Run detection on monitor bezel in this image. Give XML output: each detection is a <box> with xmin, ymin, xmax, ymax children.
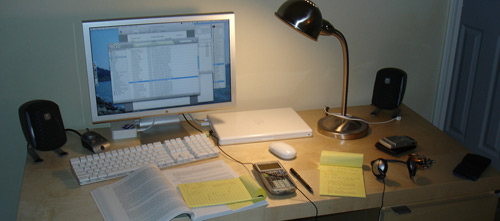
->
<box><xmin>82</xmin><ymin>12</ymin><xmax>236</xmax><ymax>124</ymax></box>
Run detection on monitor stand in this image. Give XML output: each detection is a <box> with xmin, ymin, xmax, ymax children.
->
<box><xmin>110</xmin><ymin>115</ymin><xmax>190</xmax><ymax>144</ymax></box>
<box><xmin>138</xmin><ymin>115</ymin><xmax>191</xmax><ymax>144</ymax></box>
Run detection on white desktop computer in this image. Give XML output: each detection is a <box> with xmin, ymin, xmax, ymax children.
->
<box><xmin>82</xmin><ymin>12</ymin><xmax>237</xmax><ymax>142</ymax></box>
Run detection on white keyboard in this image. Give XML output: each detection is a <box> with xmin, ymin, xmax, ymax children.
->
<box><xmin>70</xmin><ymin>134</ymin><xmax>219</xmax><ymax>185</ymax></box>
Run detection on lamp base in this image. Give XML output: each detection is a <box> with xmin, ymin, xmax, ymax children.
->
<box><xmin>317</xmin><ymin>115</ymin><xmax>369</xmax><ymax>140</ymax></box>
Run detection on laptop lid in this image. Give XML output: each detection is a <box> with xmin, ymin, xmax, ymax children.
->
<box><xmin>208</xmin><ymin>107</ymin><xmax>312</xmax><ymax>145</ymax></box>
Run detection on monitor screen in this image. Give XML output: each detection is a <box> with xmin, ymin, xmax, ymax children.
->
<box><xmin>82</xmin><ymin>13</ymin><xmax>236</xmax><ymax>124</ymax></box>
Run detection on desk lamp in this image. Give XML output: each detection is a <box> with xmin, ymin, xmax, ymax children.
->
<box><xmin>275</xmin><ymin>0</ymin><xmax>369</xmax><ymax>139</ymax></box>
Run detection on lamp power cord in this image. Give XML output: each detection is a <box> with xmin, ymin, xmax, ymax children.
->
<box><xmin>323</xmin><ymin>107</ymin><xmax>401</xmax><ymax>124</ymax></box>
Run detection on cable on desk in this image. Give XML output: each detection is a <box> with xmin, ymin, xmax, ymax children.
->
<box><xmin>183</xmin><ymin>114</ymin><xmax>253</xmax><ymax>172</ymax></box>
<box><xmin>208</xmin><ymin>130</ymin><xmax>253</xmax><ymax>166</ymax></box>
<box><xmin>295</xmin><ymin>187</ymin><xmax>318</xmax><ymax>220</ymax></box>
<box><xmin>182</xmin><ymin>114</ymin><xmax>204</xmax><ymax>134</ymax></box>
<box><xmin>324</xmin><ymin>106</ymin><xmax>401</xmax><ymax>124</ymax></box>
<box><xmin>378</xmin><ymin>179</ymin><xmax>386</xmax><ymax>221</ymax></box>
<box><xmin>65</xmin><ymin>128</ymin><xmax>82</xmax><ymax>137</ymax></box>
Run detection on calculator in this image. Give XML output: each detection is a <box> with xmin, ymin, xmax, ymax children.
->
<box><xmin>253</xmin><ymin>161</ymin><xmax>296</xmax><ymax>195</ymax></box>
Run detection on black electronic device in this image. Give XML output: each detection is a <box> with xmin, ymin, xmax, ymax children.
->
<box><xmin>19</xmin><ymin>100</ymin><xmax>68</xmax><ymax>163</ymax></box>
<box><xmin>81</xmin><ymin>130</ymin><xmax>110</xmax><ymax>153</ymax></box>
<box><xmin>371</xmin><ymin>158</ymin><xmax>417</xmax><ymax>179</ymax></box>
<box><xmin>375</xmin><ymin>142</ymin><xmax>416</xmax><ymax>155</ymax></box>
<box><xmin>371</xmin><ymin>68</ymin><xmax>407</xmax><ymax>117</ymax></box>
<box><xmin>376</xmin><ymin>135</ymin><xmax>417</xmax><ymax>155</ymax></box>
<box><xmin>253</xmin><ymin>161</ymin><xmax>296</xmax><ymax>195</ymax></box>
<box><xmin>379</xmin><ymin>136</ymin><xmax>416</xmax><ymax>149</ymax></box>
<box><xmin>453</xmin><ymin>153</ymin><xmax>491</xmax><ymax>181</ymax></box>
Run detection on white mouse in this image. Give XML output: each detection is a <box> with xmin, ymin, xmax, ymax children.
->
<box><xmin>269</xmin><ymin>142</ymin><xmax>296</xmax><ymax>160</ymax></box>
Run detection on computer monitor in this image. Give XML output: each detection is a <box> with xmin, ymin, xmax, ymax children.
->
<box><xmin>82</xmin><ymin>13</ymin><xmax>236</xmax><ymax>140</ymax></box>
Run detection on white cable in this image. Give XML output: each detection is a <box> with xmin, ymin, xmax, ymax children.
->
<box><xmin>187</xmin><ymin>113</ymin><xmax>210</xmax><ymax>127</ymax></box>
<box><xmin>323</xmin><ymin>107</ymin><xmax>401</xmax><ymax>125</ymax></box>
<box><xmin>136</xmin><ymin>118</ymin><xmax>156</xmax><ymax>132</ymax></box>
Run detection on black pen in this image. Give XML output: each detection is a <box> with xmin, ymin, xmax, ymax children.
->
<box><xmin>290</xmin><ymin>168</ymin><xmax>314</xmax><ymax>194</ymax></box>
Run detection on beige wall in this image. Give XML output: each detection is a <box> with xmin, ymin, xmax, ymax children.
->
<box><xmin>0</xmin><ymin>0</ymin><xmax>450</xmax><ymax>219</ymax></box>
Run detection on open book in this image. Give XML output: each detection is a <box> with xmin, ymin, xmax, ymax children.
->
<box><xmin>91</xmin><ymin>161</ymin><xmax>267</xmax><ymax>221</ymax></box>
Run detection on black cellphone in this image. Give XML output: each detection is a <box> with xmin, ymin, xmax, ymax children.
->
<box><xmin>453</xmin><ymin>153</ymin><xmax>491</xmax><ymax>181</ymax></box>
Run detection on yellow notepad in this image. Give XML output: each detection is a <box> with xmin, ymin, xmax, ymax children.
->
<box><xmin>318</xmin><ymin>151</ymin><xmax>366</xmax><ymax>198</ymax></box>
<box><xmin>178</xmin><ymin>174</ymin><xmax>266</xmax><ymax>208</ymax></box>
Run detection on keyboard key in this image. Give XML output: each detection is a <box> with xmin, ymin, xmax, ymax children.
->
<box><xmin>70</xmin><ymin>133</ymin><xmax>219</xmax><ymax>185</ymax></box>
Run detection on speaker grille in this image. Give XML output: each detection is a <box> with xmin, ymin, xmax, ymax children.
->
<box><xmin>19</xmin><ymin>100</ymin><xmax>67</xmax><ymax>151</ymax></box>
<box><xmin>371</xmin><ymin>68</ymin><xmax>407</xmax><ymax>110</ymax></box>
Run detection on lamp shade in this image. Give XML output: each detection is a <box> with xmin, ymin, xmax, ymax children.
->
<box><xmin>275</xmin><ymin>0</ymin><xmax>323</xmax><ymax>40</ymax></box>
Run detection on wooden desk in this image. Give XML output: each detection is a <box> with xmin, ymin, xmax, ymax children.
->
<box><xmin>17</xmin><ymin>105</ymin><xmax>500</xmax><ymax>220</ymax></box>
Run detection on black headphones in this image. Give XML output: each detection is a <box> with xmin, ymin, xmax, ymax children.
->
<box><xmin>371</xmin><ymin>158</ymin><xmax>417</xmax><ymax>179</ymax></box>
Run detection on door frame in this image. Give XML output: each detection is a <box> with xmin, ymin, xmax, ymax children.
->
<box><xmin>433</xmin><ymin>0</ymin><xmax>464</xmax><ymax>130</ymax></box>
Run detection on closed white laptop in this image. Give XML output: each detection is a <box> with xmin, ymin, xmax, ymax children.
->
<box><xmin>208</xmin><ymin>107</ymin><xmax>313</xmax><ymax>145</ymax></box>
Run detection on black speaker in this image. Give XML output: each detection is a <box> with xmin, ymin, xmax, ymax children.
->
<box><xmin>371</xmin><ymin>68</ymin><xmax>407</xmax><ymax>117</ymax></box>
<box><xmin>19</xmin><ymin>100</ymin><xmax>67</xmax><ymax>162</ymax></box>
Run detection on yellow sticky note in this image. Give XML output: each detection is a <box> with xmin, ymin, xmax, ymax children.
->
<box><xmin>319</xmin><ymin>165</ymin><xmax>366</xmax><ymax>198</ymax></box>
<box><xmin>319</xmin><ymin>151</ymin><xmax>366</xmax><ymax>198</ymax></box>
<box><xmin>320</xmin><ymin>151</ymin><xmax>363</xmax><ymax>168</ymax></box>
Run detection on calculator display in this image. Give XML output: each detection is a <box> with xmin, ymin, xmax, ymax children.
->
<box><xmin>255</xmin><ymin>162</ymin><xmax>281</xmax><ymax>171</ymax></box>
<box><xmin>253</xmin><ymin>161</ymin><xmax>296</xmax><ymax>195</ymax></box>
